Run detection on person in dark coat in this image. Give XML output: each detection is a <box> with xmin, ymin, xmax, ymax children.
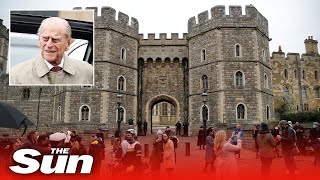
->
<box><xmin>257</xmin><ymin>122</ymin><xmax>276</xmax><ymax>180</ymax></box>
<box><xmin>253</xmin><ymin>124</ymin><xmax>260</xmax><ymax>159</ymax></box>
<box><xmin>293</xmin><ymin>122</ymin><xmax>305</xmax><ymax>154</ymax></box>
<box><xmin>204</xmin><ymin>127</ymin><xmax>215</xmax><ymax>172</ymax></box>
<box><xmin>175</xmin><ymin>121</ymin><xmax>182</xmax><ymax>136</ymax></box>
<box><xmin>309</xmin><ymin>122</ymin><xmax>320</xmax><ymax>167</ymax></box>
<box><xmin>96</xmin><ymin>129</ymin><xmax>106</xmax><ymax>160</ymax></box>
<box><xmin>276</xmin><ymin>120</ymin><xmax>297</xmax><ymax>176</ymax></box>
<box><xmin>143</xmin><ymin>120</ymin><xmax>148</xmax><ymax>136</ymax></box>
<box><xmin>0</xmin><ymin>134</ymin><xmax>13</xmax><ymax>171</ymax></box>
<box><xmin>149</xmin><ymin>130</ymin><xmax>164</xmax><ymax>177</ymax></box>
<box><xmin>197</xmin><ymin>126</ymin><xmax>206</xmax><ymax>150</ymax></box>
<box><xmin>89</xmin><ymin>135</ymin><xmax>103</xmax><ymax>175</ymax></box>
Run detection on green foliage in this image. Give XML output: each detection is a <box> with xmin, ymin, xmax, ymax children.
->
<box><xmin>280</xmin><ymin>110</ymin><xmax>320</xmax><ymax>123</ymax></box>
<box><xmin>278</xmin><ymin>94</ymin><xmax>296</xmax><ymax>115</ymax></box>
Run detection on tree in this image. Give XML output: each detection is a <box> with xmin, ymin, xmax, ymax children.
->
<box><xmin>278</xmin><ymin>94</ymin><xmax>296</xmax><ymax>116</ymax></box>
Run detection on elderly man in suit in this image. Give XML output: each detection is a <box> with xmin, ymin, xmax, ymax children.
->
<box><xmin>10</xmin><ymin>17</ymin><xmax>93</xmax><ymax>85</ymax></box>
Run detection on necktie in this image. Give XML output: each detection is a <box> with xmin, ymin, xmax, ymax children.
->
<box><xmin>50</xmin><ymin>66</ymin><xmax>63</xmax><ymax>72</ymax></box>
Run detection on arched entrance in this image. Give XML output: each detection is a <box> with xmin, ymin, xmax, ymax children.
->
<box><xmin>146</xmin><ymin>94</ymin><xmax>180</xmax><ymax>133</ymax></box>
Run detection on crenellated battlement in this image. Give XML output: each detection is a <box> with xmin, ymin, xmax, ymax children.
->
<box><xmin>138</xmin><ymin>33</ymin><xmax>188</xmax><ymax>47</ymax></box>
<box><xmin>0</xmin><ymin>19</ymin><xmax>9</xmax><ymax>39</ymax></box>
<box><xmin>139</xmin><ymin>33</ymin><xmax>187</xmax><ymax>41</ymax></box>
<box><xmin>73</xmin><ymin>6</ymin><xmax>139</xmax><ymax>39</ymax></box>
<box><xmin>188</xmin><ymin>5</ymin><xmax>268</xmax><ymax>38</ymax></box>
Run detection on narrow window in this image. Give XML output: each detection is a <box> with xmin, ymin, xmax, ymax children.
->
<box><xmin>201</xmin><ymin>49</ymin><xmax>206</xmax><ymax>61</ymax></box>
<box><xmin>118</xmin><ymin>76</ymin><xmax>125</xmax><ymax>91</ymax></box>
<box><xmin>121</xmin><ymin>48</ymin><xmax>126</xmax><ymax>60</ymax></box>
<box><xmin>284</xmin><ymin>69</ymin><xmax>288</xmax><ymax>79</ymax></box>
<box><xmin>237</xmin><ymin>104</ymin><xmax>245</xmax><ymax>119</ymax></box>
<box><xmin>235</xmin><ymin>71</ymin><xmax>243</xmax><ymax>86</ymax></box>
<box><xmin>202</xmin><ymin>75</ymin><xmax>208</xmax><ymax>91</ymax></box>
<box><xmin>266</xmin><ymin>106</ymin><xmax>270</xmax><ymax>120</ymax></box>
<box><xmin>81</xmin><ymin>105</ymin><xmax>90</xmax><ymax>121</ymax></box>
<box><xmin>235</xmin><ymin>44</ymin><xmax>241</xmax><ymax>57</ymax></box>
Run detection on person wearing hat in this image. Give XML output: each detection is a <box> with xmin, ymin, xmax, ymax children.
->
<box><xmin>149</xmin><ymin>130</ymin><xmax>164</xmax><ymax>177</ymax></box>
<box><xmin>276</xmin><ymin>120</ymin><xmax>297</xmax><ymax>176</ymax></box>
<box><xmin>197</xmin><ymin>126</ymin><xmax>206</xmax><ymax>150</ymax></box>
<box><xmin>309</xmin><ymin>122</ymin><xmax>320</xmax><ymax>167</ymax></box>
<box><xmin>256</xmin><ymin>122</ymin><xmax>276</xmax><ymax>180</ymax></box>
<box><xmin>121</xmin><ymin>129</ymin><xmax>143</xmax><ymax>175</ymax></box>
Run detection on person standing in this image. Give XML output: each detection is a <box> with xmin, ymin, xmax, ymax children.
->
<box><xmin>175</xmin><ymin>121</ymin><xmax>182</xmax><ymax>136</ymax></box>
<box><xmin>121</xmin><ymin>129</ymin><xmax>143</xmax><ymax>175</ymax></box>
<box><xmin>204</xmin><ymin>127</ymin><xmax>215</xmax><ymax>172</ymax></box>
<box><xmin>163</xmin><ymin>133</ymin><xmax>175</xmax><ymax>177</ymax></box>
<box><xmin>197</xmin><ymin>126</ymin><xmax>206</xmax><ymax>150</ymax></box>
<box><xmin>0</xmin><ymin>134</ymin><xmax>13</xmax><ymax>171</ymax></box>
<box><xmin>143</xmin><ymin>120</ymin><xmax>148</xmax><ymax>136</ymax></box>
<box><xmin>276</xmin><ymin>120</ymin><xmax>297</xmax><ymax>176</ymax></box>
<box><xmin>149</xmin><ymin>130</ymin><xmax>164</xmax><ymax>177</ymax></box>
<box><xmin>232</xmin><ymin>124</ymin><xmax>243</xmax><ymax>158</ymax></box>
<box><xmin>20</xmin><ymin>131</ymin><xmax>38</xmax><ymax>149</ymax></box>
<box><xmin>256</xmin><ymin>122</ymin><xmax>276</xmax><ymax>180</ymax></box>
<box><xmin>293</xmin><ymin>122</ymin><xmax>305</xmax><ymax>154</ymax></box>
<box><xmin>253</xmin><ymin>124</ymin><xmax>260</xmax><ymax>159</ymax></box>
<box><xmin>214</xmin><ymin>130</ymin><xmax>242</xmax><ymax>180</ymax></box>
<box><xmin>309</xmin><ymin>122</ymin><xmax>320</xmax><ymax>167</ymax></box>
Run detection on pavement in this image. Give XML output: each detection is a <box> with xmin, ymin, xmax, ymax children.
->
<box><xmin>102</xmin><ymin>133</ymin><xmax>319</xmax><ymax>180</ymax></box>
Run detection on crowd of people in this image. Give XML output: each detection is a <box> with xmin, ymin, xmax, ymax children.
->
<box><xmin>1</xmin><ymin>120</ymin><xmax>320</xmax><ymax>179</ymax></box>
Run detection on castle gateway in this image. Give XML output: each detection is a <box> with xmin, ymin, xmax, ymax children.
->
<box><xmin>0</xmin><ymin>5</ymin><xmax>274</xmax><ymax>134</ymax></box>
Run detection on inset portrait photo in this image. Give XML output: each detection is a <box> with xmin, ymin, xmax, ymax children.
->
<box><xmin>9</xmin><ymin>10</ymin><xmax>94</xmax><ymax>86</ymax></box>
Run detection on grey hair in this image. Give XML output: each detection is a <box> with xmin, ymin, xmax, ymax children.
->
<box><xmin>37</xmin><ymin>17</ymin><xmax>72</xmax><ymax>38</ymax></box>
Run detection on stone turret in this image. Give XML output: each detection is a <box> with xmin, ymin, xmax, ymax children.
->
<box><xmin>0</xmin><ymin>19</ymin><xmax>9</xmax><ymax>75</ymax></box>
<box><xmin>304</xmin><ymin>36</ymin><xmax>318</xmax><ymax>55</ymax></box>
<box><xmin>188</xmin><ymin>5</ymin><xmax>268</xmax><ymax>38</ymax></box>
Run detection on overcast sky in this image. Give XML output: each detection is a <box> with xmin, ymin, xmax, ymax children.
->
<box><xmin>1</xmin><ymin>0</ymin><xmax>319</xmax><ymax>55</ymax></box>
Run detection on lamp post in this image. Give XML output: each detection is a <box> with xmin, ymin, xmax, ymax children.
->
<box><xmin>36</xmin><ymin>87</ymin><xmax>42</xmax><ymax>131</ymax></box>
<box><xmin>116</xmin><ymin>93</ymin><xmax>123</xmax><ymax>131</ymax></box>
<box><xmin>201</xmin><ymin>90</ymin><xmax>208</xmax><ymax>133</ymax></box>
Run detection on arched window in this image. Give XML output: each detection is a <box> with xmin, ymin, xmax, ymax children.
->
<box><xmin>284</xmin><ymin>69</ymin><xmax>288</xmax><ymax>79</ymax></box>
<box><xmin>266</xmin><ymin>106</ymin><xmax>270</xmax><ymax>120</ymax></box>
<box><xmin>116</xmin><ymin>107</ymin><xmax>126</xmax><ymax>123</ymax></box>
<box><xmin>170</xmin><ymin>104</ymin><xmax>175</xmax><ymax>116</ymax></box>
<box><xmin>262</xmin><ymin>49</ymin><xmax>266</xmax><ymax>62</ymax></box>
<box><xmin>236</xmin><ymin>104</ymin><xmax>245</xmax><ymax>119</ymax></box>
<box><xmin>264</xmin><ymin>74</ymin><xmax>268</xmax><ymax>88</ymax></box>
<box><xmin>201</xmin><ymin>105</ymin><xmax>209</xmax><ymax>122</ymax></box>
<box><xmin>22</xmin><ymin>88</ymin><xmax>30</xmax><ymax>99</ymax></box>
<box><xmin>302</xmin><ymin>87</ymin><xmax>307</xmax><ymax>98</ymax></box>
<box><xmin>315</xmin><ymin>71</ymin><xmax>318</xmax><ymax>80</ymax></box>
<box><xmin>80</xmin><ymin>105</ymin><xmax>90</xmax><ymax>121</ymax></box>
<box><xmin>235</xmin><ymin>44</ymin><xmax>241</xmax><ymax>57</ymax></box>
<box><xmin>235</xmin><ymin>71</ymin><xmax>244</xmax><ymax>86</ymax></box>
<box><xmin>302</xmin><ymin>70</ymin><xmax>305</xmax><ymax>79</ymax></box>
<box><xmin>283</xmin><ymin>87</ymin><xmax>289</xmax><ymax>95</ymax></box>
<box><xmin>117</xmin><ymin>76</ymin><xmax>126</xmax><ymax>91</ymax></box>
<box><xmin>162</xmin><ymin>103</ymin><xmax>168</xmax><ymax>116</ymax></box>
<box><xmin>202</xmin><ymin>75</ymin><xmax>208</xmax><ymax>91</ymax></box>
<box><xmin>121</xmin><ymin>48</ymin><xmax>126</xmax><ymax>60</ymax></box>
<box><xmin>315</xmin><ymin>87</ymin><xmax>320</xmax><ymax>98</ymax></box>
<box><xmin>201</xmin><ymin>49</ymin><xmax>206</xmax><ymax>61</ymax></box>
<box><xmin>294</xmin><ymin>70</ymin><xmax>297</xmax><ymax>79</ymax></box>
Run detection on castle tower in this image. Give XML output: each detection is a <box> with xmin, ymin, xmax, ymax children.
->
<box><xmin>304</xmin><ymin>36</ymin><xmax>318</xmax><ymax>55</ymax></box>
<box><xmin>0</xmin><ymin>19</ymin><xmax>8</xmax><ymax>75</ymax></box>
<box><xmin>187</xmin><ymin>5</ymin><xmax>274</xmax><ymax>129</ymax></box>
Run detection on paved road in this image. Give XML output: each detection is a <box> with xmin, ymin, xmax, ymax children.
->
<box><xmin>103</xmin><ymin>134</ymin><xmax>318</xmax><ymax>179</ymax></box>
